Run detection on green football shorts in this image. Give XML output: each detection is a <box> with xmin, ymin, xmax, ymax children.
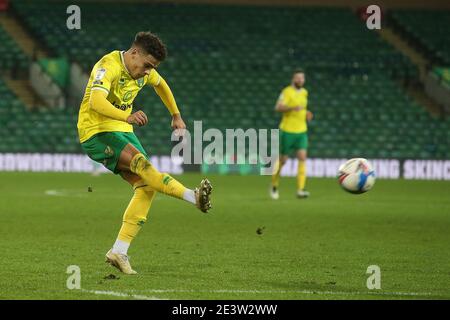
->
<box><xmin>81</xmin><ymin>132</ymin><xmax>149</xmax><ymax>174</ymax></box>
<box><xmin>279</xmin><ymin>130</ymin><xmax>308</xmax><ymax>155</ymax></box>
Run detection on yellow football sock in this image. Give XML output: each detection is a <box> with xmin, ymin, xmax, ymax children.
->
<box><xmin>130</xmin><ymin>153</ymin><xmax>186</xmax><ymax>200</ymax></box>
<box><xmin>271</xmin><ymin>159</ymin><xmax>282</xmax><ymax>188</ymax></box>
<box><xmin>297</xmin><ymin>160</ymin><xmax>306</xmax><ymax>191</ymax></box>
<box><xmin>117</xmin><ymin>181</ymin><xmax>155</xmax><ymax>243</ymax></box>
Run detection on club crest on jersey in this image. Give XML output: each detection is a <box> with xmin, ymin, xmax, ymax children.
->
<box><xmin>136</xmin><ymin>78</ymin><xmax>145</xmax><ymax>87</ymax></box>
<box><xmin>104</xmin><ymin>146</ymin><xmax>114</xmax><ymax>157</ymax></box>
<box><xmin>123</xmin><ymin>91</ymin><xmax>133</xmax><ymax>102</ymax></box>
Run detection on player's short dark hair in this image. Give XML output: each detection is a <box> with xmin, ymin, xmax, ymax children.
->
<box><xmin>293</xmin><ymin>68</ymin><xmax>305</xmax><ymax>75</ymax></box>
<box><xmin>133</xmin><ymin>31</ymin><xmax>167</xmax><ymax>61</ymax></box>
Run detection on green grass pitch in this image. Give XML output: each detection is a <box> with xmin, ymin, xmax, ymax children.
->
<box><xmin>1</xmin><ymin>172</ymin><xmax>449</xmax><ymax>300</ymax></box>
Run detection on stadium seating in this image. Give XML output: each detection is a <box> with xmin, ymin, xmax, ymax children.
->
<box><xmin>2</xmin><ymin>1</ymin><xmax>449</xmax><ymax>159</ymax></box>
<box><xmin>389</xmin><ymin>9</ymin><xmax>450</xmax><ymax>66</ymax></box>
<box><xmin>0</xmin><ymin>78</ymin><xmax>81</xmax><ymax>153</ymax></box>
<box><xmin>12</xmin><ymin>2</ymin><xmax>417</xmax><ymax>78</ymax></box>
<box><xmin>0</xmin><ymin>24</ymin><xmax>29</xmax><ymax>73</ymax></box>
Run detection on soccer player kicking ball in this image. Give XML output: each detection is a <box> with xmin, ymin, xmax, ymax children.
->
<box><xmin>270</xmin><ymin>69</ymin><xmax>313</xmax><ymax>200</ymax></box>
<box><xmin>77</xmin><ymin>31</ymin><xmax>212</xmax><ymax>274</ymax></box>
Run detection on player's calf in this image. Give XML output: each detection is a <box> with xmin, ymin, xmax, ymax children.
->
<box><xmin>129</xmin><ymin>153</ymin><xmax>187</xmax><ymax>199</ymax></box>
<box><xmin>129</xmin><ymin>153</ymin><xmax>213</xmax><ymax>212</ymax></box>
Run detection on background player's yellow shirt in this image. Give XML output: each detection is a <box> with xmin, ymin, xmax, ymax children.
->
<box><xmin>278</xmin><ymin>86</ymin><xmax>308</xmax><ymax>133</ymax></box>
<box><xmin>77</xmin><ymin>50</ymin><xmax>161</xmax><ymax>143</ymax></box>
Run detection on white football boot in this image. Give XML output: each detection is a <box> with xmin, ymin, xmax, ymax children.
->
<box><xmin>105</xmin><ymin>249</ymin><xmax>137</xmax><ymax>275</ymax></box>
<box><xmin>195</xmin><ymin>178</ymin><xmax>213</xmax><ymax>213</ymax></box>
<box><xmin>270</xmin><ymin>186</ymin><xmax>279</xmax><ymax>200</ymax></box>
<box><xmin>297</xmin><ymin>189</ymin><xmax>310</xmax><ymax>198</ymax></box>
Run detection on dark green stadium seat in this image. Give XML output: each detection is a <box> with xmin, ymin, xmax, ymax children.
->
<box><xmin>0</xmin><ymin>2</ymin><xmax>447</xmax><ymax>158</ymax></box>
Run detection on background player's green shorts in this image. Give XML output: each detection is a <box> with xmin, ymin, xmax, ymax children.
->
<box><xmin>279</xmin><ymin>130</ymin><xmax>308</xmax><ymax>155</ymax></box>
<box><xmin>81</xmin><ymin>132</ymin><xmax>149</xmax><ymax>174</ymax></box>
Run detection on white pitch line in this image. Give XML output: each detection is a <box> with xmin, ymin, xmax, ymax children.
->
<box><xmin>45</xmin><ymin>190</ymin><xmax>66</xmax><ymax>197</ymax></box>
<box><xmin>130</xmin><ymin>289</ymin><xmax>435</xmax><ymax>297</ymax></box>
<box><xmin>45</xmin><ymin>189</ymin><xmax>88</xmax><ymax>198</ymax></box>
<box><xmin>81</xmin><ymin>289</ymin><xmax>164</xmax><ymax>300</ymax></box>
<box><xmin>44</xmin><ymin>189</ymin><xmax>162</xmax><ymax>199</ymax></box>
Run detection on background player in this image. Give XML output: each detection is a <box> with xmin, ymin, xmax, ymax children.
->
<box><xmin>77</xmin><ymin>31</ymin><xmax>212</xmax><ymax>274</ymax></box>
<box><xmin>270</xmin><ymin>69</ymin><xmax>313</xmax><ymax>200</ymax></box>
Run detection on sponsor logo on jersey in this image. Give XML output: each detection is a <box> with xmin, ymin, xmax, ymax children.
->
<box><xmin>112</xmin><ymin>101</ymin><xmax>132</xmax><ymax>111</ymax></box>
<box><xmin>94</xmin><ymin>68</ymin><xmax>106</xmax><ymax>81</ymax></box>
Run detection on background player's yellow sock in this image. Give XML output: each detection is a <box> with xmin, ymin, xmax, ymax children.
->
<box><xmin>112</xmin><ymin>181</ymin><xmax>155</xmax><ymax>255</ymax></box>
<box><xmin>297</xmin><ymin>160</ymin><xmax>306</xmax><ymax>191</ymax></box>
<box><xmin>271</xmin><ymin>159</ymin><xmax>282</xmax><ymax>188</ymax></box>
<box><xmin>130</xmin><ymin>153</ymin><xmax>187</xmax><ymax>200</ymax></box>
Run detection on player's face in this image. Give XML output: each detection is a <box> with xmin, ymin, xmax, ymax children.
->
<box><xmin>292</xmin><ymin>73</ymin><xmax>305</xmax><ymax>88</ymax></box>
<box><xmin>130</xmin><ymin>49</ymin><xmax>160</xmax><ymax>79</ymax></box>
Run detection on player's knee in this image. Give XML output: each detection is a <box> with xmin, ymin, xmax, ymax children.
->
<box><xmin>130</xmin><ymin>153</ymin><xmax>153</xmax><ymax>173</ymax></box>
<box><xmin>139</xmin><ymin>186</ymin><xmax>157</xmax><ymax>202</ymax></box>
<box><xmin>129</xmin><ymin>153</ymin><xmax>175</xmax><ymax>192</ymax></box>
<box><xmin>130</xmin><ymin>154</ymin><xmax>164</xmax><ymax>178</ymax></box>
<box><xmin>142</xmin><ymin>185</ymin><xmax>156</xmax><ymax>195</ymax></box>
<box><xmin>133</xmin><ymin>185</ymin><xmax>155</xmax><ymax>199</ymax></box>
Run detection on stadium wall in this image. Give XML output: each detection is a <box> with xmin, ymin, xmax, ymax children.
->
<box><xmin>0</xmin><ymin>153</ymin><xmax>449</xmax><ymax>180</ymax></box>
<box><xmin>0</xmin><ymin>153</ymin><xmax>184</xmax><ymax>175</ymax></box>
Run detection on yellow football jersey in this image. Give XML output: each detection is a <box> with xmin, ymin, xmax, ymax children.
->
<box><xmin>278</xmin><ymin>85</ymin><xmax>309</xmax><ymax>133</ymax></box>
<box><xmin>77</xmin><ymin>50</ymin><xmax>161</xmax><ymax>143</ymax></box>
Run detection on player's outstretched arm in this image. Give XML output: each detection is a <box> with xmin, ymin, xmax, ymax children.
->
<box><xmin>153</xmin><ymin>77</ymin><xmax>180</xmax><ymax>116</ymax></box>
<box><xmin>90</xmin><ymin>89</ymin><xmax>148</xmax><ymax>126</ymax></box>
<box><xmin>153</xmin><ymin>77</ymin><xmax>186</xmax><ymax>134</ymax></box>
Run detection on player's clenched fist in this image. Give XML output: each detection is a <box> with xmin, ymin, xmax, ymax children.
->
<box><xmin>127</xmin><ymin>110</ymin><xmax>148</xmax><ymax>126</ymax></box>
<box><xmin>171</xmin><ymin>113</ymin><xmax>186</xmax><ymax>137</ymax></box>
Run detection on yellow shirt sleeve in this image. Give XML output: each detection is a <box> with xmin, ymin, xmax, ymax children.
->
<box><xmin>89</xmin><ymin>90</ymin><xmax>129</xmax><ymax>122</ymax></box>
<box><xmin>146</xmin><ymin>69</ymin><xmax>162</xmax><ymax>87</ymax></box>
<box><xmin>149</xmin><ymin>70</ymin><xmax>180</xmax><ymax>115</ymax></box>
<box><xmin>278</xmin><ymin>87</ymin><xmax>290</xmax><ymax>105</ymax></box>
<box><xmin>90</xmin><ymin>57</ymin><xmax>121</xmax><ymax>95</ymax></box>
